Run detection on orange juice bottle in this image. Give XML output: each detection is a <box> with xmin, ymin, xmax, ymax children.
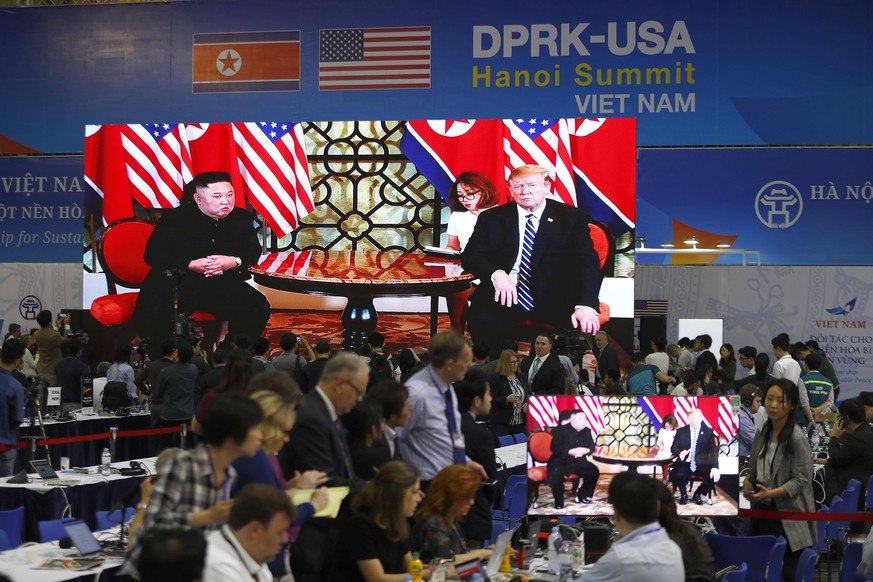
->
<box><xmin>408</xmin><ymin>551</ymin><xmax>424</xmax><ymax>582</ymax></box>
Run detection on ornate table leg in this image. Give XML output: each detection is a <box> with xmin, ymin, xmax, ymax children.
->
<box><xmin>341</xmin><ymin>296</ymin><xmax>378</xmax><ymax>352</ymax></box>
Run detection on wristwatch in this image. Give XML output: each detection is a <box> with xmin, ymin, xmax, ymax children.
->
<box><xmin>233</xmin><ymin>257</ymin><xmax>242</xmax><ymax>268</ymax></box>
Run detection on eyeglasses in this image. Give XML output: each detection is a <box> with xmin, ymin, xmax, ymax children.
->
<box><xmin>457</xmin><ymin>189</ymin><xmax>481</xmax><ymax>201</ymax></box>
<box><xmin>343</xmin><ymin>378</ymin><xmax>367</xmax><ymax>396</ymax></box>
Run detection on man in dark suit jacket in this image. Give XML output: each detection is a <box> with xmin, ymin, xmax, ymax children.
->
<box><xmin>279</xmin><ymin>352</ymin><xmax>366</xmax><ymax>491</ymax></box>
<box><xmin>521</xmin><ymin>335</ymin><xmax>567</xmax><ymax>395</ymax></box>
<box><xmin>594</xmin><ymin>331</ymin><xmax>620</xmax><ymax>383</ymax></box>
<box><xmin>547</xmin><ymin>409</ymin><xmax>600</xmax><ymax>509</ymax></box>
<box><xmin>455</xmin><ymin>369</ymin><xmax>498</xmax><ymax>547</ymax></box>
<box><xmin>670</xmin><ymin>409</ymin><xmax>720</xmax><ymax>505</ymax></box>
<box><xmin>461</xmin><ymin>164</ymin><xmax>603</xmax><ymax>354</ymax></box>
<box><xmin>826</xmin><ymin>399</ymin><xmax>873</xmax><ymax>503</ymax></box>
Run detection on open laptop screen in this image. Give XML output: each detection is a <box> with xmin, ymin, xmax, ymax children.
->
<box><xmin>63</xmin><ymin>520</ymin><xmax>103</xmax><ymax>556</ymax></box>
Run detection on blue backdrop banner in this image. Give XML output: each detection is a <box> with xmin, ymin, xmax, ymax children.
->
<box><xmin>637</xmin><ymin>147</ymin><xmax>873</xmax><ymax>266</ymax></box>
<box><xmin>0</xmin><ymin>157</ymin><xmax>86</xmax><ymax>263</ymax></box>
<box><xmin>0</xmin><ymin>0</ymin><xmax>871</xmax><ymax>152</ymax></box>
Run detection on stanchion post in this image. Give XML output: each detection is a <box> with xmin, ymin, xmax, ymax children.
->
<box><xmin>109</xmin><ymin>426</ymin><xmax>118</xmax><ymax>461</ymax></box>
<box><xmin>179</xmin><ymin>423</ymin><xmax>188</xmax><ymax>450</ymax></box>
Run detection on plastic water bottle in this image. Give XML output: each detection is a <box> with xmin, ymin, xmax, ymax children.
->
<box><xmin>548</xmin><ymin>526</ymin><xmax>563</xmax><ymax>574</ymax></box>
<box><xmin>559</xmin><ymin>541</ymin><xmax>573</xmax><ymax>579</ymax></box>
<box><xmin>100</xmin><ymin>447</ymin><xmax>111</xmax><ymax>477</ymax></box>
<box><xmin>811</xmin><ymin>427</ymin><xmax>820</xmax><ymax>451</ymax></box>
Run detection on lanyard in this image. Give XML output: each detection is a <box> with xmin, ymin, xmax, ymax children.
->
<box><xmin>765</xmin><ymin>439</ymin><xmax>780</xmax><ymax>476</ymax></box>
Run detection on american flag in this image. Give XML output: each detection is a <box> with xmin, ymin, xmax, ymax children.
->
<box><xmin>231</xmin><ymin>122</ymin><xmax>315</xmax><ymax>237</ymax></box>
<box><xmin>503</xmin><ymin>118</ymin><xmax>577</xmax><ymax>206</ymax></box>
<box><xmin>527</xmin><ymin>395</ymin><xmax>606</xmax><ymax>437</ymax></box>
<box><xmin>319</xmin><ymin>27</ymin><xmax>431</xmax><ymax>90</ymax></box>
<box><xmin>120</xmin><ymin>123</ymin><xmax>193</xmax><ymax>209</ymax></box>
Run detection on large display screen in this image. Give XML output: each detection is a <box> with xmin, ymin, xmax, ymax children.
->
<box><xmin>526</xmin><ymin>395</ymin><xmax>740</xmax><ymax>518</ymax></box>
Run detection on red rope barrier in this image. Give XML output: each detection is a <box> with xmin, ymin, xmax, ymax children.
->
<box><xmin>740</xmin><ymin>508</ymin><xmax>873</xmax><ymax>521</ymax></box>
<box><xmin>0</xmin><ymin>424</ymin><xmax>191</xmax><ymax>451</ymax></box>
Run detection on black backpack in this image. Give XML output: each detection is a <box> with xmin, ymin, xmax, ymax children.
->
<box><xmin>368</xmin><ymin>352</ymin><xmax>394</xmax><ymax>386</ymax></box>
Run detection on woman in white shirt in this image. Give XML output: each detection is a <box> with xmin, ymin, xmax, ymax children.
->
<box><xmin>444</xmin><ymin>172</ymin><xmax>498</xmax><ymax>333</ymax></box>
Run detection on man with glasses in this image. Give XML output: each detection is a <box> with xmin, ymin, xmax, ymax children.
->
<box><xmin>280</xmin><ymin>351</ymin><xmax>368</xmax><ymax>493</ymax></box>
<box><xmin>462</xmin><ymin>164</ymin><xmax>603</xmax><ymax>354</ymax></box>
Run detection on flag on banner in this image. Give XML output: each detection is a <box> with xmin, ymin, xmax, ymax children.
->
<box><xmin>193</xmin><ymin>31</ymin><xmax>301</xmax><ymax>94</ymax></box>
<box><xmin>231</xmin><ymin>121</ymin><xmax>315</xmax><ymax>237</ymax></box>
<box><xmin>319</xmin><ymin>26</ymin><xmax>431</xmax><ymax>91</ymax></box>
<box><xmin>503</xmin><ymin>118</ymin><xmax>577</xmax><ymax>206</ymax></box>
<box><xmin>85</xmin><ymin>125</ymin><xmax>133</xmax><ymax>224</ymax></box>
<box><xmin>84</xmin><ymin>123</ymin><xmax>193</xmax><ymax>224</ymax></box>
<box><xmin>257</xmin><ymin>251</ymin><xmax>313</xmax><ymax>276</ymax></box>
<box><xmin>569</xmin><ymin>117</ymin><xmax>636</xmax><ymax>232</ymax></box>
<box><xmin>527</xmin><ymin>395</ymin><xmax>606</xmax><ymax>437</ymax></box>
<box><xmin>401</xmin><ymin>119</ymin><xmax>508</xmax><ymax>203</ymax></box>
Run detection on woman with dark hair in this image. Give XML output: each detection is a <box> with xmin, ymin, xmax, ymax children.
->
<box><xmin>411</xmin><ymin>464</ymin><xmax>492</xmax><ymax>564</ymax></box>
<box><xmin>443</xmin><ymin>172</ymin><xmax>499</xmax><ymax>333</ymax></box>
<box><xmin>746</xmin><ymin>353</ymin><xmax>776</xmax><ymax>392</ymax></box>
<box><xmin>653</xmin><ymin>480</ymin><xmax>716</xmax><ymax>582</ymax></box>
<box><xmin>488</xmin><ymin>349</ymin><xmax>530</xmax><ymax>441</ymax></box>
<box><xmin>742</xmin><ymin>379</ymin><xmax>815</xmax><ymax>582</ymax></box>
<box><xmin>715</xmin><ymin>343</ymin><xmax>736</xmax><ymax>393</ymax></box>
<box><xmin>107</xmin><ymin>343</ymin><xmax>137</xmax><ymax>402</ymax></box>
<box><xmin>192</xmin><ymin>347</ymin><xmax>254</xmax><ymax>434</ymax></box>
<box><xmin>330</xmin><ymin>461</ymin><xmax>422</xmax><ymax>582</ymax></box>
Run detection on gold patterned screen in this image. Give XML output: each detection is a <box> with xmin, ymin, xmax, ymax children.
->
<box><xmin>268</xmin><ymin>120</ymin><xmax>446</xmax><ymax>253</ymax></box>
<box><xmin>596</xmin><ymin>397</ymin><xmax>658</xmax><ymax>455</ymax></box>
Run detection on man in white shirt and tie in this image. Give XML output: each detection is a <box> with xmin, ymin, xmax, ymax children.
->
<box><xmin>462</xmin><ymin>164</ymin><xmax>603</xmax><ymax>356</ymax></box>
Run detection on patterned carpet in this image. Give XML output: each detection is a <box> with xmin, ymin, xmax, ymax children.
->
<box><xmin>261</xmin><ymin>309</ymin><xmax>451</xmax><ymax>357</ymax></box>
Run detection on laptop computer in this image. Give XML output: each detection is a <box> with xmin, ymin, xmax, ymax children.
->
<box><xmin>62</xmin><ymin>520</ymin><xmax>103</xmax><ymax>557</ymax></box>
<box><xmin>456</xmin><ymin>526</ymin><xmax>517</xmax><ymax>581</ymax></box>
<box><xmin>30</xmin><ymin>459</ymin><xmax>79</xmax><ymax>487</ymax></box>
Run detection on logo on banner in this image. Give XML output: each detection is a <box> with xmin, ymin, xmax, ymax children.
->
<box><xmin>755</xmin><ymin>180</ymin><xmax>803</xmax><ymax>228</ymax></box>
<box><xmin>826</xmin><ymin>297</ymin><xmax>858</xmax><ymax>316</ymax></box>
<box><xmin>19</xmin><ymin>295</ymin><xmax>41</xmax><ymax>320</ymax></box>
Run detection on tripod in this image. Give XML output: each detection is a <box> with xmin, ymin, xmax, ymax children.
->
<box><xmin>22</xmin><ymin>380</ymin><xmax>52</xmax><ymax>469</ymax></box>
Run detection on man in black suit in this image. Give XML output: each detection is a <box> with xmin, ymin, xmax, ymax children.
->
<box><xmin>456</xmin><ymin>368</ymin><xmax>497</xmax><ymax>547</ymax></box>
<box><xmin>547</xmin><ymin>409</ymin><xmax>600</xmax><ymax>509</ymax></box>
<box><xmin>594</xmin><ymin>331</ymin><xmax>619</xmax><ymax>384</ymax></box>
<box><xmin>825</xmin><ymin>399</ymin><xmax>873</xmax><ymax>502</ymax></box>
<box><xmin>461</xmin><ymin>164</ymin><xmax>603</xmax><ymax>354</ymax></box>
<box><xmin>521</xmin><ymin>335</ymin><xmax>567</xmax><ymax>395</ymax></box>
<box><xmin>670</xmin><ymin>408</ymin><xmax>720</xmax><ymax>505</ymax></box>
<box><xmin>280</xmin><ymin>351</ymin><xmax>366</xmax><ymax>491</ymax></box>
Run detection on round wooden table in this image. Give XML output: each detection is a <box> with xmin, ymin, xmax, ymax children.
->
<box><xmin>251</xmin><ymin>250</ymin><xmax>473</xmax><ymax>351</ymax></box>
<box><xmin>592</xmin><ymin>446</ymin><xmax>675</xmax><ymax>474</ymax></box>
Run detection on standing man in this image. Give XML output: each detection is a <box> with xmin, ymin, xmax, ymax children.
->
<box><xmin>670</xmin><ymin>409</ymin><xmax>719</xmax><ymax>505</ymax></box>
<box><xmin>734</xmin><ymin>346</ymin><xmax>757</xmax><ymax>388</ymax></box>
<box><xmin>135</xmin><ymin>339</ymin><xmax>178</xmax><ymax>429</ymax></box>
<box><xmin>462</xmin><ymin>164</ymin><xmax>603</xmax><ymax>352</ymax></box>
<box><xmin>34</xmin><ymin>310</ymin><xmax>68</xmax><ymax>385</ymax></box>
<box><xmin>520</xmin><ymin>335</ymin><xmax>567</xmax><ymax>395</ymax></box>
<box><xmin>0</xmin><ymin>340</ymin><xmax>25</xmax><ymax>477</ymax></box>
<box><xmin>133</xmin><ymin>172</ymin><xmax>271</xmax><ymax>353</ymax></box>
<box><xmin>582</xmin><ymin>472</ymin><xmax>683</xmax><ymax>581</ymax></box>
<box><xmin>547</xmin><ymin>409</ymin><xmax>600</xmax><ymax>508</ymax></box>
<box><xmin>772</xmin><ymin>335</ymin><xmax>814</xmax><ymax>426</ymax></box>
<box><xmin>595</xmin><ymin>331</ymin><xmax>619</xmax><ymax>383</ymax></box>
<box><xmin>272</xmin><ymin>332</ymin><xmax>312</xmax><ymax>388</ymax></box>
<box><xmin>55</xmin><ymin>338</ymin><xmax>89</xmax><ymax>411</ymax></box>
<box><xmin>738</xmin><ymin>383</ymin><xmax>762</xmax><ymax>460</ymax></box>
<box><xmin>203</xmin><ymin>483</ymin><xmax>295</xmax><ymax>582</ymax></box>
<box><xmin>799</xmin><ymin>352</ymin><xmax>834</xmax><ymax>428</ymax></box>
<box><xmin>398</xmin><ymin>331</ymin><xmax>486</xmax><ymax>489</ymax></box>
<box><xmin>693</xmin><ymin>335</ymin><xmax>717</xmax><ymax>379</ymax></box>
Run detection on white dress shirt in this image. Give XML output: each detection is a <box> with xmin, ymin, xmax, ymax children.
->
<box><xmin>204</xmin><ymin>525</ymin><xmax>271</xmax><ymax>582</ymax></box>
